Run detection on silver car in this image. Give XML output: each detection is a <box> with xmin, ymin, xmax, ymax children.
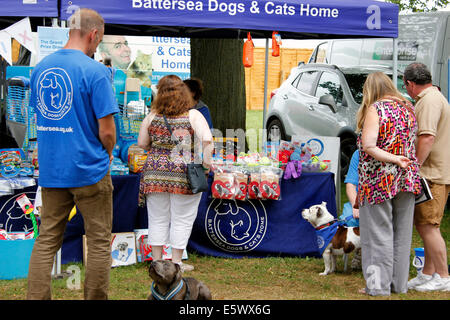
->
<box><xmin>265</xmin><ymin>63</ymin><xmax>408</xmax><ymax>178</ymax></box>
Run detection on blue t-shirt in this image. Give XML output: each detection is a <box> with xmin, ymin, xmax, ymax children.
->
<box><xmin>340</xmin><ymin>150</ymin><xmax>360</xmax><ymax>227</ymax></box>
<box><xmin>195</xmin><ymin>101</ymin><xmax>213</xmax><ymax>129</ymax></box>
<box><xmin>30</xmin><ymin>49</ymin><xmax>119</xmax><ymax>188</ymax></box>
<box><xmin>344</xmin><ymin>150</ymin><xmax>359</xmax><ymax>187</ymax></box>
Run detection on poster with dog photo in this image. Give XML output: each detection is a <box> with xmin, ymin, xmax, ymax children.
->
<box><xmin>83</xmin><ymin>232</ymin><xmax>137</xmax><ymax>268</ymax></box>
<box><xmin>134</xmin><ymin>229</ymin><xmax>188</xmax><ymax>262</ymax></box>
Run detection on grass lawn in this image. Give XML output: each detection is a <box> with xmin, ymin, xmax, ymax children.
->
<box><xmin>1</xmin><ymin>110</ymin><xmax>449</xmax><ymax>300</ymax></box>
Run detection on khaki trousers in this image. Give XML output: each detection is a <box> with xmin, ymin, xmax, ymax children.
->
<box><xmin>27</xmin><ymin>173</ymin><xmax>113</xmax><ymax>300</ymax></box>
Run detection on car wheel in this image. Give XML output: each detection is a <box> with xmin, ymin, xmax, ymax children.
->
<box><xmin>340</xmin><ymin>137</ymin><xmax>356</xmax><ymax>181</ymax></box>
<box><xmin>267</xmin><ymin>119</ymin><xmax>286</xmax><ymax>142</ymax></box>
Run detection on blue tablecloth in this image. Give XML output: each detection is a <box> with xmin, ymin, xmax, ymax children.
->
<box><xmin>0</xmin><ymin>172</ymin><xmax>336</xmax><ymax>263</ymax></box>
<box><xmin>188</xmin><ymin>172</ymin><xmax>336</xmax><ymax>258</ymax></box>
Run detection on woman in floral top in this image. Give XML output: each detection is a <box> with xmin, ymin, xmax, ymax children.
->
<box><xmin>138</xmin><ymin>75</ymin><xmax>213</xmax><ymax>272</ymax></box>
<box><xmin>356</xmin><ymin>72</ymin><xmax>421</xmax><ymax>296</ymax></box>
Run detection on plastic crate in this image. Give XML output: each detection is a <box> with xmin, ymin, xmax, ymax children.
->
<box><xmin>6</xmin><ymin>77</ymin><xmax>36</xmax><ymax>152</ymax></box>
<box><xmin>115</xmin><ymin>102</ymin><xmax>146</xmax><ymax>140</ymax></box>
<box><xmin>0</xmin><ymin>239</ymin><xmax>35</xmax><ymax>280</ymax></box>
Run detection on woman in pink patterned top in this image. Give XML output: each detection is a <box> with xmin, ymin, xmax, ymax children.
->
<box><xmin>138</xmin><ymin>75</ymin><xmax>213</xmax><ymax>272</ymax></box>
<box><xmin>356</xmin><ymin>72</ymin><xmax>421</xmax><ymax>296</ymax></box>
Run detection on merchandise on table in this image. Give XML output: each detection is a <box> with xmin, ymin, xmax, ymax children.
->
<box><xmin>209</xmin><ymin>136</ymin><xmax>333</xmax><ymax>201</ymax></box>
<box><xmin>0</xmin><ymin>229</ymin><xmax>35</xmax><ymax>240</ymax></box>
<box><xmin>127</xmin><ymin>144</ymin><xmax>148</xmax><ymax>173</ymax></box>
<box><xmin>0</xmin><ymin>148</ymin><xmax>37</xmax><ymax>179</ymax></box>
<box><xmin>110</xmin><ymin>157</ymin><xmax>129</xmax><ymax>175</ymax></box>
<box><xmin>0</xmin><ymin>148</ymin><xmax>37</xmax><ymax>195</ymax></box>
<box><xmin>211</xmin><ymin>166</ymin><xmax>236</xmax><ymax>200</ymax></box>
<box><xmin>210</xmin><ymin>163</ymin><xmax>283</xmax><ymax>201</ymax></box>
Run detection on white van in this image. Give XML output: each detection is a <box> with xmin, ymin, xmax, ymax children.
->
<box><xmin>308</xmin><ymin>11</ymin><xmax>450</xmax><ymax>100</ymax></box>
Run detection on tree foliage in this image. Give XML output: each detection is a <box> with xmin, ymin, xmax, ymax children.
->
<box><xmin>386</xmin><ymin>0</ymin><xmax>449</xmax><ymax>12</ymax></box>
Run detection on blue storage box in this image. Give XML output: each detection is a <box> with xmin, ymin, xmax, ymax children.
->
<box><xmin>0</xmin><ymin>239</ymin><xmax>35</xmax><ymax>280</ymax></box>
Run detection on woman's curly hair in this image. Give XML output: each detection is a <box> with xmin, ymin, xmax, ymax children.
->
<box><xmin>152</xmin><ymin>75</ymin><xmax>193</xmax><ymax>116</ymax></box>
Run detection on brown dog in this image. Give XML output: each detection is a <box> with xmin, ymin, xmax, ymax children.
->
<box><xmin>148</xmin><ymin>260</ymin><xmax>212</xmax><ymax>300</ymax></box>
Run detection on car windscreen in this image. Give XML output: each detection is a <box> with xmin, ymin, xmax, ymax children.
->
<box><xmin>343</xmin><ymin>73</ymin><xmax>411</xmax><ymax>104</ymax></box>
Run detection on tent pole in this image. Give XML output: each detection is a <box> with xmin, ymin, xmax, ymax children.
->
<box><xmin>393</xmin><ymin>38</ymin><xmax>398</xmax><ymax>88</ymax></box>
<box><xmin>262</xmin><ymin>38</ymin><xmax>269</xmax><ymax>131</ymax></box>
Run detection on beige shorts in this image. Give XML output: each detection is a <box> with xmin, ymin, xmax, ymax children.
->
<box><xmin>414</xmin><ymin>180</ymin><xmax>450</xmax><ymax>227</ymax></box>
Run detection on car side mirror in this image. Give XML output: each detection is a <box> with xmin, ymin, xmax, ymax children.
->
<box><xmin>318</xmin><ymin>94</ymin><xmax>337</xmax><ymax>113</ymax></box>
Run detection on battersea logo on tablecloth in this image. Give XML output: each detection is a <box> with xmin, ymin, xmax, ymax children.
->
<box><xmin>205</xmin><ymin>199</ymin><xmax>267</xmax><ymax>253</ymax></box>
<box><xmin>37</xmin><ymin>67</ymin><xmax>73</xmax><ymax>120</ymax></box>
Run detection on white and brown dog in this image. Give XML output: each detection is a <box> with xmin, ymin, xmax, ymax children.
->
<box><xmin>302</xmin><ymin>201</ymin><xmax>361</xmax><ymax>275</ymax></box>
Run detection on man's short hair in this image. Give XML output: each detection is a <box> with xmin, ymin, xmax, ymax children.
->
<box><xmin>184</xmin><ymin>78</ymin><xmax>203</xmax><ymax>101</ymax></box>
<box><xmin>68</xmin><ymin>8</ymin><xmax>104</xmax><ymax>37</ymax></box>
<box><xmin>103</xmin><ymin>57</ymin><xmax>112</xmax><ymax>66</ymax></box>
<box><xmin>403</xmin><ymin>62</ymin><xmax>432</xmax><ymax>85</ymax></box>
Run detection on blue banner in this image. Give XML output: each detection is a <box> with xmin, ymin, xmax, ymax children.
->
<box><xmin>60</xmin><ymin>0</ymin><xmax>398</xmax><ymax>38</ymax></box>
<box><xmin>2</xmin><ymin>0</ymin><xmax>58</xmax><ymax>17</ymax></box>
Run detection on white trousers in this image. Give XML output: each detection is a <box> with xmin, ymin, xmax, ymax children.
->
<box><xmin>146</xmin><ymin>192</ymin><xmax>202</xmax><ymax>250</ymax></box>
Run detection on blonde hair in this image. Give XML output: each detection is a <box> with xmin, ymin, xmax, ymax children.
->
<box><xmin>356</xmin><ymin>72</ymin><xmax>405</xmax><ymax>132</ymax></box>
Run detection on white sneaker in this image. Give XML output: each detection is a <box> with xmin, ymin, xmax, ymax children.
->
<box><xmin>414</xmin><ymin>273</ymin><xmax>450</xmax><ymax>292</ymax></box>
<box><xmin>407</xmin><ymin>272</ymin><xmax>433</xmax><ymax>289</ymax></box>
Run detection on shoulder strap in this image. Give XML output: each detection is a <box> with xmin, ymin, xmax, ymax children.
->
<box><xmin>162</xmin><ymin>114</ymin><xmax>173</xmax><ymax>136</ymax></box>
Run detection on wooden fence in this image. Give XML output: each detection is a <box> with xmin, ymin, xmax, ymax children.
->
<box><xmin>245</xmin><ymin>47</ymin><xmax>313</xmax><ymax>110</ymax></box>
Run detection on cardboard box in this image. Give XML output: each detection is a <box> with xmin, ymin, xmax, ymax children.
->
<box><xmin>83</xmin><ymin>232</ymin><xmax>137</xmax><ymax>268</ymax></box>
<box><xmin>127</xmin><ymin>144</ymin><xmax>148</xmax><ymax>173</ymax></box>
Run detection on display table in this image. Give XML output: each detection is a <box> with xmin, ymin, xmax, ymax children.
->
<box><xmin>0</xmin><ymin>172</ymin><xmax>336</xmax><ymax>263</ymax></box>
<box><xmin>189</xmin><ymin>172</ymin><xmax>336</xmax><ymax>258</ymax></box>
<box><xmin>0</xmin><ymin>174</ymin><xmax>146</xmax><ymax>264</ymax></box>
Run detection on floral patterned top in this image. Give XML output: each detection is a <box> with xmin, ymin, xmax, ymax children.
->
<box><xmin>139</xmin><ymin>112</ymin><xmax>195</xmax><ymax>202</ymax></box>
<box><xmin>357</xmin><ymin>98</ymin><xmax>421</xmax><ymax>206</ymax></box>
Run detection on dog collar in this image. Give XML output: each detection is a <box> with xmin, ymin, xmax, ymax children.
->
<box><xmin>151</xmin><ymin>279</ymin><xmax>185</xmax><ymax>300</ymax></box>
<box><xmin>315</xmin><ymin>220</ymin><xmax>337</xmax><ymax>231</ymax></box>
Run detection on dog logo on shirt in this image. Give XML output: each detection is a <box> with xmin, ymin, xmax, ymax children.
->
<box><xmin>36</xmin><ymin>67</ymin><xmax>73</xmax><ymax>120</ymax></box>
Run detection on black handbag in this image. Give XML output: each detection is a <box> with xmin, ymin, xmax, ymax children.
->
<box><xmin>162</xmin><ymin>114</ymin><xmax>208</xmax><ymax>194</ymax></box>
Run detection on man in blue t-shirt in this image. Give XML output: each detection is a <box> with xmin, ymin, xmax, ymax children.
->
<box><xmin>340</xmin><ymin>149</ymin><xmax>360</xmax><ymax>225</ymax></box>
<box><xmin>27</xmin><ymin>8</ymin><xmax>118</xmax><ymax>300</ymax></box>
<box><xmin>339</xmin><ymin>149</ymin><xmax>361</xmax><ymax>270</ymax></box>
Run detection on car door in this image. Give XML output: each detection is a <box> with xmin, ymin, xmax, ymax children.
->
<box><xmin>305</xmin><ymin>71</ymin><xmax>345</xmax><ymax>137</ymax></box>
<box><xmin>284</xmin><ymin>70</ymin><xmax>320</xmax><ymax>136</ymax></box>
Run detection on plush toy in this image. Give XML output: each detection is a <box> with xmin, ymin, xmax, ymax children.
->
<box><xmin>277</xmin><ymin>150</ymin><xmax>293</xmax><ymax>164</ymax></box>
<box><xmin>290</xmin><ymin>148</ymin><xmax>302</xmax><ymax>161</ymax></box>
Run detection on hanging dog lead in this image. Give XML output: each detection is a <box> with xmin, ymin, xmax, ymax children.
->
<box><xmin>272</xmin><ymin>31</ymin><xmax>281</xmax><ymax>57</ymax></box>
<box><xmin>243</xmin><ymin>32</ymin><xmax>254</xmax><ymax>68</ymax></box>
